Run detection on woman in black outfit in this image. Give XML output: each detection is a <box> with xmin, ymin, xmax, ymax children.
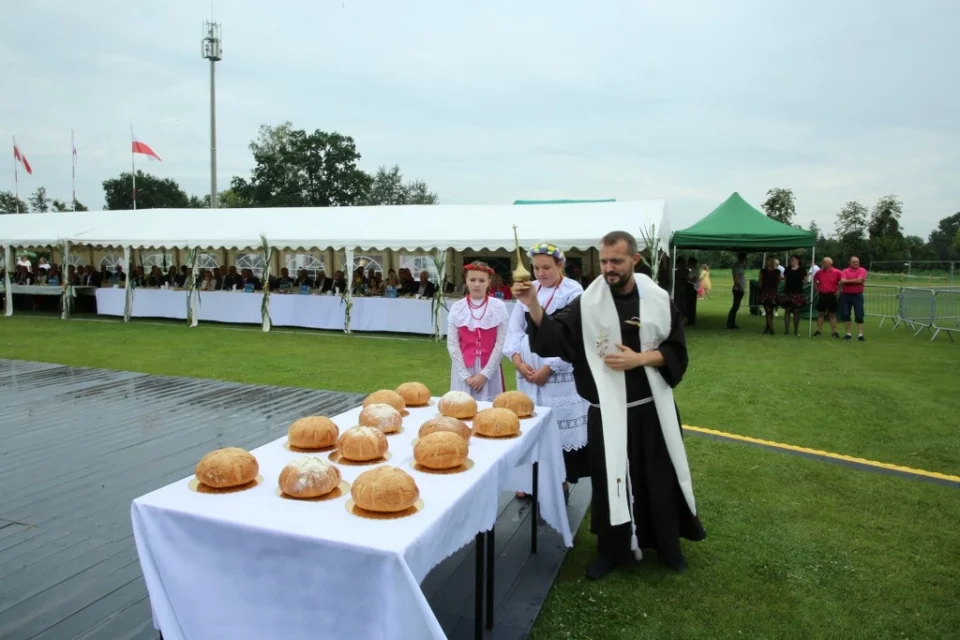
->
<box><xmin>759</xmin><ymin>256</ymin><xmax>782</xmax><ymax>334</ymax></box>
<box><xmin>780</xmin><ymin>254</ymin><xmax>807</xmax><ymax>336</ymax></box>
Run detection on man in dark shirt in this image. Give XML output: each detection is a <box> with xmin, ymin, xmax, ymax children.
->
<box><xmin>222</xmin><ymin>266</ymin><xmax>243</xmax><ymax>291</ymax></box>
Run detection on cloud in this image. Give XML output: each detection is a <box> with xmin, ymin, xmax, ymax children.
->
<box><xmin>1</xmin><ymin>0</ymin><xmax>957</xmax><ymax>237</ymax></box>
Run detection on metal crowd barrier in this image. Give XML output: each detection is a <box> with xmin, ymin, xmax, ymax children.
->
<box><xmin>862</xmin><ymin>285</ymin><xmax>901</xmax><ymax>327</ymax></box>
<box><xmin>932</xmin><ymin>289</ymin><xmax>960</xmax><ymax>342</ymax></box>
<box><xmin>861</xmin><ymin>285</ymin><xmax>958</xmax><ymax>342</ymax></box>
<box><xmin>901</xmin><ymin>287</ymin><xmax>937</xmax><ymax>336</ymax></box>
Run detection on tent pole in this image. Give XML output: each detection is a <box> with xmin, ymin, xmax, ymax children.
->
<box><xmin>670</xmin><ymin>249</ymin><xmax>677</xmax><ymax>303</ymax></box>
<box><xmin>3</xmin><ymin>244</ymin><xmax>12</xmax><ymax>317</ymax></box>
<box><xmin>808</xmin><ymin>246</ymin><xmax>816</xmax><ymax>337</ymax></box>
<box><xmin>123</xmin><ymin>246</ymin><xmax>133</xmax><ymax>323</ymax></box>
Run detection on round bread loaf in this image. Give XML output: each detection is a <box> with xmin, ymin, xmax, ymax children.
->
<box><xmin>288</xmin><ymin>416</ymin><xmax>339</xmax><ymax>449</ymax></box>
<box><xmin>418</xmin><ymin>416</ymin><xmax>471</xmax><ymax>442</ymax></box>
<box><xmin>358</xmin><ymin>403</ymin><xmax>403</xmax><ymax>434</ymax></box>
<box><xmin>414</xmin><ymin>431</ymin><xmax>469</xmax><ymax>470</ymax></box>
<box><xmin>338</xmin><ymin>426</ymin><xmax>389</xmax><ymax>461</ymax></box>
<box><xmin>279</xmin><ymin>456</ymin><xmax>342</xmax><ymax>498</ymax></box>
<box><xmin>195</xmin><ymin>447</ymin><xmax>259</xmax><ymax>488</ymax></box>
<box><xmin>438</xmin><ymin>391</ymin><xmax>478</xmax><ymax>420</ymax></box>
<box><xmin>473</xmin><ymin>408</ymin><xmax>521</xmax><ymax>438</ymax></box>
<box><xmin>492</xmin><ymin>390</ymin><xmax>534</xmax><ymax>418</ymax></box>
<box><xmin>396</xmin><ymin>382</ymin><xmax>431</xmax><ymax>407</ymax></box>
<box><xmin>351</xmin><ymin>466</ymin><xmax>420</xmax><ymax>513</ymax></box>
<box><xmin>363</xmin><ymin>389</ymin><xmax>406</xmax><ymax>413</ymax></box>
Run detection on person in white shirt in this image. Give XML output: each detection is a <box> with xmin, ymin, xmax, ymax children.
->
<box><xmin>504</xmin><ymin>242</ymin><xmax>590</xmax><ymax>501</ymax></box>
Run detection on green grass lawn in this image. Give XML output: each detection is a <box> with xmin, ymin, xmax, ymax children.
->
<box><xmin>529</xmin><ymin>437</ymin><xmax>960</xmax><ymax>640</ymax></box>
<box><xmin>1</xmin><ymin>296</ymin><xmax>958</xmax><ymax>639</ymax></box>
<box><xmin>2</xmin><ymin>284</ymin><xmax>957</xmax><ymax>474</ymax></box>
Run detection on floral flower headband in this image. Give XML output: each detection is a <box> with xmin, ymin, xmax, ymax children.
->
<box><xmin>528</xmin><ymin>242</ymin><xmax>565</xmax><ymax>262</ymax></box>
<box><xmin>464</xmin><ymin>263</ymin><xmax>495</xmax><ymax>276</ymax></box>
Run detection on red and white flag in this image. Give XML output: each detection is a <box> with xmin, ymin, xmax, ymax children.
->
<box><xmin>132</xmin><ymin>139</ymin><xmax>162</xmax><ymax>161</ymax></box>
<box><xmin>13</xmin><ymin>142</ymin><xmax>32</xmax><ymax>175</ymax></box>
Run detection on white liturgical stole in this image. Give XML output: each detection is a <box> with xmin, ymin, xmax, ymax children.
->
<box><xmin>580</xmin><ymin>273</ymin><xmax>696</xmax><ymax>529</ymax></box>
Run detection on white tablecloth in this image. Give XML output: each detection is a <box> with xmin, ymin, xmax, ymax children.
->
<box><xmin>131</xmin><ymin>399</ymin><xmax>571</xmax><ymax>640</ymax></box>
<box><xmin>96</xmin><ymin>288</ymin><xmax>517</xmax><ymax>335</ymax></box>
<box><xmin>1</xmin><ymin>284</ymin><xmax>96</xmax><ymax>296</ymax></box>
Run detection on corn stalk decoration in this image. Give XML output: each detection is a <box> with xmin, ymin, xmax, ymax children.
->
<box><xmin>57</xmin><ymin>240</ymin><xmax>75</xmax><ymax>319</ymax></box>
<box><xmin>430</xmin><ymin>249</ymin><xmax>448</xmax><ymax>342</ymax></box>
<box><xmin>260</xmin><ymin>234</ymin><xmax>275</xmax><ymax>332</ymax></box>
<box><xmin>340</xmin><ymin>288</ymin><xmax>353</xmax><ymax>333</ymax></box>
<box><xmin>637</xmin><ymin>223</ymin><xmax>664</xmax><ymax>274</ymax></box>
<box><xmin>341</xmin><ymin>247</ymin><xmax>354</xmax><ymax>333</ymax></box>
<box><xmin>186</xmin><ymin>247</ymin><xmax>201</xmax><ymax>327</ymax></box>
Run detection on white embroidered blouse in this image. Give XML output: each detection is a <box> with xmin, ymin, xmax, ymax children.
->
<box><xmin>503</xmin><ymin>276</ymin><xmax>584</xmax><ymax>372</ymax></box>
<box><xmin>446</xmin><ymin>296</ymin><xmax>510</xmax><ymax>381</ymax></box>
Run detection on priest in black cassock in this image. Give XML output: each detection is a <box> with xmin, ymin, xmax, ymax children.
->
<box><xmin>512</xmin><ymin>230</ymin><xmax>705</xmax><ymax>579</ymax></box>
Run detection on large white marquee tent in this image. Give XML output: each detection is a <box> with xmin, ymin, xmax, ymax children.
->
<box><xmin>1</xmin><ymin>200</ymin><xmax>671</xmax><ymax>333</ymax></box>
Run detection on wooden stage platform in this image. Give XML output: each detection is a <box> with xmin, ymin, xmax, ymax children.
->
<box><xmin>0</xmin><ymin>359</ymin><xmax>589</xmax><ymax>640</ymax></box>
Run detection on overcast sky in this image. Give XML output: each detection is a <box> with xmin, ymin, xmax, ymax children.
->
<box><xmin>3</xmin><ymin>0</ymin><xmax>958</xmax><ymax>236</ymax></box>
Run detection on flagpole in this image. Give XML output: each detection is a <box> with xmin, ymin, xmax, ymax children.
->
<box><xmin>130</xmin><ymin>124</ymin><xmax>137</xmax><ymax>211</ymax></box>
<box><xmin>71</xmin><ymin>129</ymin><xmax>77</xmax><ymax>211</ymax></box>
<box><xmin>12</xmin><ymin>136</ymin><xmax>19</xmax><ymax>214</ymax></box>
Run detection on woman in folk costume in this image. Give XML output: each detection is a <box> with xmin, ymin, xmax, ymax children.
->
<box><xmin>504</xmin><ymin>242</ymin><xmax>590</xmax><ymax>499</ymax></box>
<box><xmin>446</xmin><ymin>261</ymin><xmax>510</xmax><ymax>400</ymax></box>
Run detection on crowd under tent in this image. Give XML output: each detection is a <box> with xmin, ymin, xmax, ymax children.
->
<box><xmin>671</xmin><ymin>192</ymin><xmax>818</xmax><ymax>331</ymax></box>
<box><xmin>1</xmin><ymin>200</ymin><xmax>670</xmax><ymax>336</ymax></box>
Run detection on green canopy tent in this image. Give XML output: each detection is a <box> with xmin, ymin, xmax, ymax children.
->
<box><xmin>671</xmin><ymin>192</ymin><xmax>818</xmax><ymax>334</ymax></box>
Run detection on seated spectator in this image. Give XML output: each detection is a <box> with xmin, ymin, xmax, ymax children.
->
<box><xmin>240</xmin><ymin>268</ymin><xmax>263</xmax><ymax>291</ymax></box>
<box><xmin>414</xmin><ymin>271</ymin><xmax>436</xmax><ymax>298</ymax></box>
<box><xmin>175</xmin><ymin>265</ymin><xmax>188</xmax><ymax>288</ymax></box>
<box><xmin>331</xmin><ymin>270</ymin><xmax>347</xmax><ymax>293</ymax></box>
<box><xmin>295</xmin><ymin>269</ymin><xmax>313</xmax><ymax>289</ymax></box>
<box><xmin>212</xmin><ymin>267</ymin><xmax>224</xmax><ymax>290</ymax></box>
<box><xmin>222</xmin><ymin>266</ymin><xmax>243</xmax><ymax>291</ymax></box>
<box><xmin>272</xmin><ymin>268</ymin><xmax>295</xmax><ymax>292</ymax></box>
<box><xmin>313</xmin><ymin>270</ymin><xmax>333</xmax><ymax>293</ymax></box>
<box><xmin>384</xmin><ymin>273</ymin><xmax>400</xmax><ymax>298</ymax></box>
<box><xmin>200</xmin><ymin>270</ymin><xmax>216</xmax><ymax>291</ymax></box>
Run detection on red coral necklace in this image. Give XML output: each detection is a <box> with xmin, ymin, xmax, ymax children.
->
<box><xmin>467</xmin><ymin>296</ymin><xmax>489</xmax><ymax>321</ymax></box>
<box><xmin>537</xmin><ymin>275</ymin><xmax>563</xmax><ymax>312</ymax></box>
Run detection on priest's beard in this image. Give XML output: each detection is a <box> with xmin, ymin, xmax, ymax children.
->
<box><xmin>605</xmin><ymin>270</ymin><xmax>634</xmax><ymax>292</ymax></box>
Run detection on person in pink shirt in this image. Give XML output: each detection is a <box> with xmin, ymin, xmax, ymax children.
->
<box><xmin>813</xmin><ymin>257</ymin><xmax>843</xmax><ymax>338</ymax></box>
<box><xmin>839</xmin><ymin>256</ymin><xmax>868</xmax><ymax>341</ymax></box>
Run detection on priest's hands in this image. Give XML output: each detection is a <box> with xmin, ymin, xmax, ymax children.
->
<box><xmin>602</xmin><ymin>344</ymin><xmax>645</xmax><ymax>371</ymax></box>
<box><xmin>465</xmin><ymin>374</ymin><xmax>487</xmax><ymax>391</ymax></box>
<box><xmin>512</xmin><ymin>281</ymin><xmax>545</xmax><ymax>326</ymax></box>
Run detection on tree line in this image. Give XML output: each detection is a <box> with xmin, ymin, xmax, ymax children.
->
<box><xmin>687</xmin><ymin>187</ymin><xmax>960</xmax><ymax>268</ymax></box>
<box><xmin>0</xmin><ymin>121</ymin><xmax>437</xmax><ymax>214</ymax></box>
<box><xmin>3</xmin><ymin>129</ymin><xmax>958</xmax><ymax>266</ymax></box>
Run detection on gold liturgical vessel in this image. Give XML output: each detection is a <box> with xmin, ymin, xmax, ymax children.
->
<box><xmin>512</xmin><ymin>224</ymin><xmax>532</xmax><ymax>283</ymax></box>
